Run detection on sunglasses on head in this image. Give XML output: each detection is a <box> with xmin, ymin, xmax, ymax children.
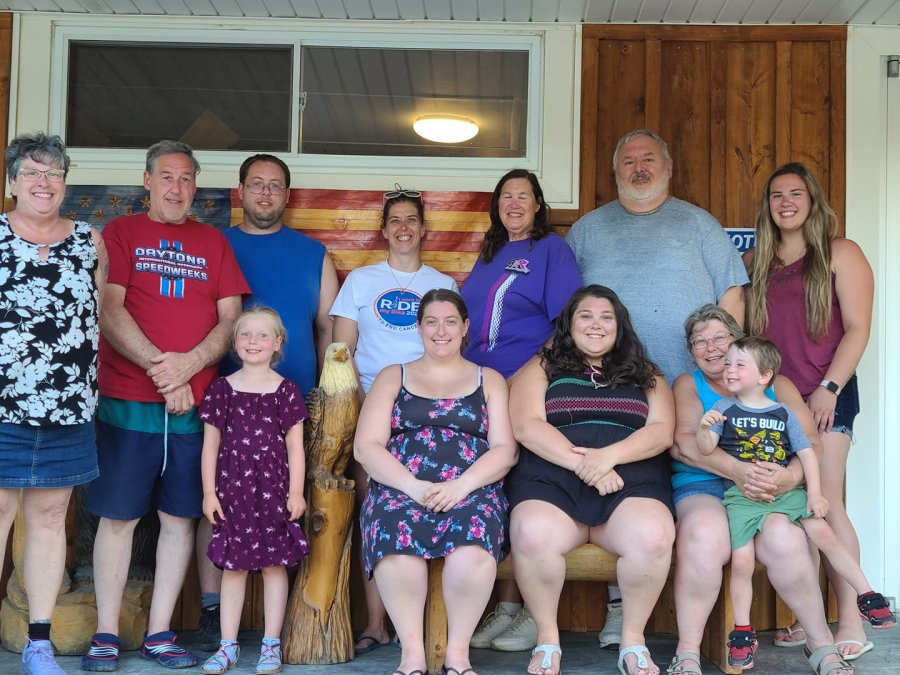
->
<box><xmin>384</xmin><ymin>183</ymin><xmax>422</xmax><ymax>200</ymax></box>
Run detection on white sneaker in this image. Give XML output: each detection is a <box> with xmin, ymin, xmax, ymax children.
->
<box><xmin>598</xmin><ymin>602</ymin><xmax>622</xmax><ymax>650</ymax></box>
<box><xmin>491</xmin><ymin>607</ymin><xmax>538</xmax><ymax>652</ymax></box>
<box><xmin>470</xmin><ymin>603</ymin><xmax>516</xmax><ymax>648</ymax></box>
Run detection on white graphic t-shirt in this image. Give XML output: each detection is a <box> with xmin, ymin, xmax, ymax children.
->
<box><xmin>329</xmin><ymin>261</ymin><xmax>458</xmax><ymax>392</ymax></box>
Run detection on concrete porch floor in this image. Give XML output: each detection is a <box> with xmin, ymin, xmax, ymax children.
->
<box><xmin>4</xmin><ymin>625</ymin><xmax>897</xmax><ymax>674</ymax></box>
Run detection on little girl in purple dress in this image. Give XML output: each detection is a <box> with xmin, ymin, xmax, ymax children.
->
<box><xmin>199</xmin><ymin>307</ymin><xmax>309</xmax><ymax>675</ymax></box>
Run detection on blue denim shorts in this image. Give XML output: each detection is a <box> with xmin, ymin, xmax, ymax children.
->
<box><xmin>831</xmin><ymin>373</ymin><xmax>860</xmax><ymax>438</ymax></box>
<box><xmin>0</xmin><ymin>420</ymin><xmax>99</xmax><ymax>489</ymax></box>
<box><xmin>672</xmin><ymin>477</ymin><xmax>728</xmax><ymax>506</ymax></box>
<box><xmin>85</xmin><ymin>421</ymin><xmax>203</xmax><ymax>520</ymax></box>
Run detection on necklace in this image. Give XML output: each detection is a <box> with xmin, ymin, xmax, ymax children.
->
<box><xmin>387</xmin><ymin>261</ymin><xmax>422</xmax><ymax>293</ymax></box>
<box><xmin>780</xmin><ymin>249</ymin><xmax>806</xmax><ymax>266</ymax></box>
<box><xmin>588</xmin><ymin>363</ymin><xmax>607</xmax><ymax>389</ymax></box>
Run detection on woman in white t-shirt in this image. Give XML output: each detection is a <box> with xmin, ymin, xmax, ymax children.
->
<box><xmin>330</xmin><ymin>186</ymin><xmax>458</xmax><ymax>654</ymax></box>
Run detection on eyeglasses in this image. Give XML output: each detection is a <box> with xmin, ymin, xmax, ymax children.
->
<box><xmin>690</xmin><ymin>334</ymin><xmax>732</xmax><ymax>352</ymax></box>
<box><xmin>245</xmin><ymin>181</ymin><xmax>286</xmax><ymax>195</ymax></box>
<box><xmin>384</xmin><ymin>183</ymin><xmax>422</xmax><ymax>200</ymax></box>
<box><xmin>17</xmin><ymin>168</ymin><xmax>66</xmax><ymax>183</ymax></box>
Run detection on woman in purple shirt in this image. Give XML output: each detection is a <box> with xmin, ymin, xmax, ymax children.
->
<box><xmin>462</xmin><ymin>169</ymin><xmax>581</xmax><ymax>652</ymax></box>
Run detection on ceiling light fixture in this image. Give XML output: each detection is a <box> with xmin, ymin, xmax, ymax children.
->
<box><xmin>413</xmin><ymin>115</ymin><xmax>479</xmax><ymax>143</ymax></box>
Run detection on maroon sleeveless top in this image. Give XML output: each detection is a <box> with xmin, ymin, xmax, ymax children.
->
<box><xmin>762</xmin><ymin>258</ymin><xmax>843</xmax><ymax>398</ymax></box>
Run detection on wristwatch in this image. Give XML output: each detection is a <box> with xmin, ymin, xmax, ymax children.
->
<box><xmin>819</xmin><ymin>379</ymin><xmax>840</xmax><ymax>395</ymax></box>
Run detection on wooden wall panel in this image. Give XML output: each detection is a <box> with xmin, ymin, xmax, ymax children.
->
<box><xmin>559</xmin><ymin>23</ymin><xmax>847</xmax><ymax>636</ymax></box>
<box><xmin>580</xmin><ymin>25</ymin><xmax>847</xmax><ymax>236</ymax></box>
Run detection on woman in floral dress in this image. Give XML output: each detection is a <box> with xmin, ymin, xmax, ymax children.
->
<box><xmin>355</xmin><ymin>289</ymin><xmax>518</xmax><ymax>675</ymax></box>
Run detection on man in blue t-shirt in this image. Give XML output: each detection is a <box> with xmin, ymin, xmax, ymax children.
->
<box><xmin>195</xmin><ymin>153</ymin><xmax>338</xmax><ymax>650</ymax></box>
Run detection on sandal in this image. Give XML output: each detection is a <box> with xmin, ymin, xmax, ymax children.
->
<box><xmin>774</xmin><ymin>625</ymin><xmax>807</xmax><ymax>647</ymax></box>
<box><xmin>834</xmin><ymin>640</ymin><xmax>873</xmax><ymax>661</ymax></box>
<box><xmin>618</xmin><ymin>644</ymin><xmax>657</xmax><ymax>675</ymax></box>
<box><xmin>666</xmin><ymin>651</ymin><xmax>702</xmax><ymax>674</ymax></box>
<box><xmin>201</xmin><ymin>642</ymin><xmax>240</xmax><ymax>674</ymax></box>
<box><xmin>804</xmin><ymin>645</ymin><xmax>855</xmax><ymax>675</ymax></box>
<box><xmin>529</xmin><ymin>643</ymin><xmax>561</xmax><ymax>674</ymax></box>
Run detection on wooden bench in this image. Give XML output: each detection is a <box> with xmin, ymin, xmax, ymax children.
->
<box><xmin>423</xmin><ymin>545</ymin><xmax>777</xmax><ymax>675</ymax></box>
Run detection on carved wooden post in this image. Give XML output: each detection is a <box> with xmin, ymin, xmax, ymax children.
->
<box><xmin>282</xmin><ymin>342</ymin><xmax>359</xmax><ymax>664</ymax></box>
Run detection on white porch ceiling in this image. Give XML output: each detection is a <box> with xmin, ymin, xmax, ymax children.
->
<box><xmin>0</xmin><ymin>0</ymin><xmax>899</xmax><ymax>25</ymax></box>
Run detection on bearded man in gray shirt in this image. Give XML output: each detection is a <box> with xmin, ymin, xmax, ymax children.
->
<box><xmin>567</xmin><ymin>129</ymin><xmax>747</xmax><ymax>384</ymax></box>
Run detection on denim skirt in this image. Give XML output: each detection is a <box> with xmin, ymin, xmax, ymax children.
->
<box><xmin>0</xmin><ymin>420</ymin><xmax>99</xmax><ymax>488</ymax></box>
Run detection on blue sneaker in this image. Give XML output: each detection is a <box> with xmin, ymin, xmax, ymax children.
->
<box><xmin>81</xmin><ymin>632</ymin><xmax>119</xmax><ymax>671</ymax></box>
<box><xmin>139</xmin><ymin>631</ymin><xmax>198</xmax><ymax>669</ymax></box>
<box><xmin>22</xmin><ymin>639</ymin><xmax>65</xmax><ymax>674</ymax></box>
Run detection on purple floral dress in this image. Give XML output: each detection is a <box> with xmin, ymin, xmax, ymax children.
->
<box><xmin>199</xmin><ymin>377</ymin><xmax>309</xmax><ymax>571</ymax></box>
<box><xmin>360</xmin><ymin>366</ymin><xmax>508</xmax><ymax>578</ymax></box>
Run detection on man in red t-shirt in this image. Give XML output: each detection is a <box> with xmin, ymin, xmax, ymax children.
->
<box><xmin>83</xmin><ymin>141</ymin><xmax>249</xmax><ymax>671</ymax></box>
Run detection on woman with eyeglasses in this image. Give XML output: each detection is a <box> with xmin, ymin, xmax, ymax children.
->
<box><xmin>0</xmin><ymin>133</ymin><xmax>107</xmax><ymax>674</ymax></box>
<box><xmin>507</xmin><ymin>285</ymin><xmax>674</xmax><ymax>675</ymax></box>
<box><xmin>744</xmin><ymin>163</ymin><xmax>874</xmax><ymax>661</ymax></box>
<box><xmin>667</xmin><ymin>305</ymin><xmax>853</xmax><ymax>675</ymax></box>
<box><xmin>462</xmin><ymin>169</ymin><xmax>581</xmax><ymax>653</ymax></box>
<box><xmin>330</xmin><ymin>187</ymin><xmax>458</xmax><ymax>654</ymax></box>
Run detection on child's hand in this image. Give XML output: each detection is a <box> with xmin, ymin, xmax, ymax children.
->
<box><xmin>203</xmin><ymin>493</ymin><xmax>224</xmax><ymax>525</ymax></box>
<box><xmin>287</xmin><ymin>492</ymin><xmax>306</xmax><ymax>521</ymax></box>
<box><xmin>700</xmin><ymin>410</ymin><xmax>725</xmax><ymax>430</ymax></box>
<box><xmin>807</xmin><ymin>492</ymin><xmax>830</xmax><ymax>518</ymax></box>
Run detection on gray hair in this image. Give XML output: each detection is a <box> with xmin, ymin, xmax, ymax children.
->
<box><xmin>612</xmin><ymin>129</ymin><xmax>673</xmax><ymax>170</ymax></box>
<box><xmin>5</xmin><ymin>132</ymin><xmax>70</xmax><ymax>181</ymax></box>
<box><xmin>145</xmin><ymin>140</ymin><xmax>200</xmax><ymax>176</ymax></box>
<box><xmin>683</xmin><ymin>304</ymin><xmax>743</xmax><ymax>352</ymax></box>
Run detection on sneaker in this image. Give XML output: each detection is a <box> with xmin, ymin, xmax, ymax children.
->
<box><xmin>140</xmin><ymin>631</ymin><xmax>198</xmax><ymax>669</ymax></box>
<box><xmin>727</xmin><ymin>628</ymin><xmax>759</xmax><ymax>670</ymax></box>
<box><xmin>858</xmin><ymin>591</ymin><xmax>897</xmax><ymax>629</ymax></box>
<box><xmin>201</xmin><ymin>641</ymin><xmax>240</xmax><ymax>674</ymax></box>
<box><xmin>81</xmin><ymin>632</ymin><xmax>120</xmax><ymax>672</ymax></box>
<box><xmin>491</xmin><ymin>607</ymin><xmax>538</xmax><ymax>652</ymax></box>
<box><xmin>197</xmin><ymin>605</ymin><xmax>222</xmax><ymax>652</ymax></box>
<box><xmin>470</xmin><ymin>604</ymin><xmax>516</xmax><ymax>649</ymax></box>
<box><xmin>598</xmin><ymin>602</ymin><xmax>622</xmax><ymax>650</ymax></box>
<box><xmin>255</xmin><ymin>638</ymin><xmax>282</xmax><ymax>675</ymax></box>
<box><xmin>22</xmin><ymin>639</ymin><xmax>65</xmax><ymax>674</ymax></box>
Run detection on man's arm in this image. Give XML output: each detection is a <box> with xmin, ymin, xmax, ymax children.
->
<box><xmin>100</xmin><ymin>282</ymin><xmax>162</xmax><ymax>371</ymax></box>
<box><xmin>314</xmin><ymin>253</ymin><xmax>339</xmax><ymax>376</ymax></box>
<box><xmin>148</xmin><ymin>295</ymin><xmax>243</xmax><ymax>393</ymax></box>
<box><xmin>718</xmin><ymin>285</ymin><xmax>745</xmax><ymax>328</ymax></box>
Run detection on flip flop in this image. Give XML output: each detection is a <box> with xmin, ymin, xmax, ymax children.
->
<box><xmin>835</xmin><ymin>639</ymin><xmax>874</xmax><ymax>661</ymax></box>
<box><xmin>774</xmin><ymin>625</ymin><xmax>807</xmax><ymax>647</ymax></box>
<box><xmin>355</xmin><ymin>635</ymin><xmax>392</xmax><ymax>655</ymax></box>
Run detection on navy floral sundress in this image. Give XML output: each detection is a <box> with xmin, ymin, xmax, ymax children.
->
<box><xmin>360</xmin><ymin>366</ymin><xmax>508</xmax><ymax>578</ymax></box>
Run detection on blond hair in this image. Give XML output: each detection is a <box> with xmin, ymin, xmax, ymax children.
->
<box><xmin>233</xmin><ymin>306</ymin><xmax>287</xmax><ymax>365</ymax></box>
<box><xmin>747</xmin><ymin>162</ymin><xmax>837</xmax><ymax>339</ymax></box>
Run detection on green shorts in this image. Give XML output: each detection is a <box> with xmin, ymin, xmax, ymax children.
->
<box><xmin>723</xmin><ymin>484</ymin><xmax>810</xmax><ymax>549</ymax></box>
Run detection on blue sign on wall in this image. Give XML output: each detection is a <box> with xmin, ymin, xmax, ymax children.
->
<box><xmin>725</xmin><ymin>228</ymin><xmax>756</xmax><ymax>253</ymax></box>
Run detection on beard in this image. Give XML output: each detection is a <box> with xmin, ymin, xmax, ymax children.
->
<box><xmin>616</xmin><ymin>173</ymin><xmax>669</xmax><ymax>203</ymax></box>
<box><xmin>243</xmin><ymin>203</ymin><xmax>285</xmax><ymax>230</ymax></box>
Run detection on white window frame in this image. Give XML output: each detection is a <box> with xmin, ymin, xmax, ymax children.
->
<box><xmin>49</xmin><ymin>23</ymin><xmax>543</xmax><ymax>177</ymax></box>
